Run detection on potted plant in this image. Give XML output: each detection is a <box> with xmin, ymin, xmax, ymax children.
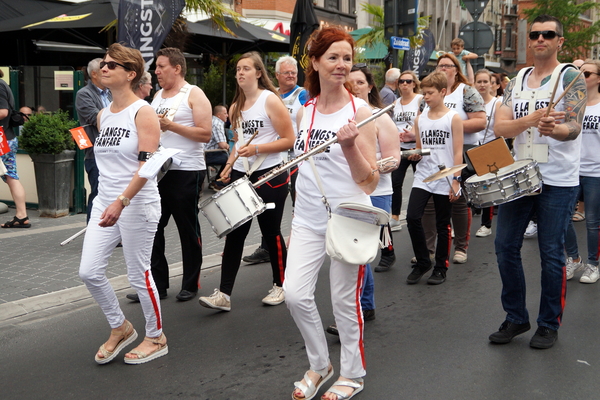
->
<box><xmin>19</xmin><ymin>110</ymin><xmax>77</xmax><ymax>217</ymax></box>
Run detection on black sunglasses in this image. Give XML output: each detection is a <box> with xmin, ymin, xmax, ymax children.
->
<box><xmin>100</xmin><ymin>60</ymin><xmax>131</xmax><ymax>71</ymax></box>
<box><xmin>583</xmin><ymin>71</ymin><xmax>599</xmax><ymax>78</ymax></box>
<box><xmin>529</xmin><ymin>30</ymin><xmax>561</xmax><ymax>40</ymax></box>
<box><xmin>398</xmin><ymin>79</ymin><xmax>414</xmax><ymax>84</ymax></box>
<box><xmin>351</xmin><ymin>63</ymin><xmax>368</xmax><ymax>71</ymax></box>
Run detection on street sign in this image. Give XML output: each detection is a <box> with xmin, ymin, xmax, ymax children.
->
<box><xmin>462</xmin><ymin>0</ymin><xmax>490</xmax><ymax>22</ymax></box>
<box><xmin>459</xmin><ymin>21</ymin><xmax>494</xmax><ymax>54</ymax></box>
<box><xmin>391</xmin><ymin>36</ymin><xmax>411</xmax><ymax>51</ymax></box>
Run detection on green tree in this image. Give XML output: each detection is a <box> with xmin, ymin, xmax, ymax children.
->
<box><xmin>523</xmin><ymin>0</ymin><xmax>600</xmax><ymax>62</ymax></box>
<box><xmin>355</xmin><ymin>3</ymin><xmax>385</xmax><ymax>49</ymax></box>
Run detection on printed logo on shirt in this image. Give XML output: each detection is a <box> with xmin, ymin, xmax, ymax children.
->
<box><xmin>421</xmin><ymin>129</ymin><xmax>450</xmax><ymax>146</ymax></box>
<box><xmin>96</xmin><ymin>126</ymin><xmax>131</xmax><ymax>147</ymax></box>
<box><xmin>242</xmin><ymin>119</ymin><xmax>265</xmax><ymax>137</ymax></box>
<box><xmin>514</xmin><ymin>100</ymin><xmax>550</xmax><ymax>119</ymax></box>
<box><xmin>444</xmin><ymin>101</ymin><xmax>457</xmax><ymax>109</ymax></box>
<box><xmin>155</xmin><ymin>106</ymin><xmax>169</xmax><ymax>116</ymax></box>
<box><xmin>394</xmin><ymin>111</ymin><xmax>417</xmax><ymax>123</ymax></box>
<box><xmin>582</xmin><ymin>114</ymin><xmax>600</xmax><ymax>131</ymax></box>
<box><xmin>294</xmin><ymin>128</ymin><xmax>335</xmax><ymax>153</ymax></box>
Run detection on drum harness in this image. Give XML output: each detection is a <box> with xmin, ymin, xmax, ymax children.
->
<box><xmin>512</xmin><ymin>63</ymin><xmax>576</xmax><ymax>162</ymax></box>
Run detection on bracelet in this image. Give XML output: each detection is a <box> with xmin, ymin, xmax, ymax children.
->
<box><xmin>255</xmin><ymin>145</ymin><xmax>259</xmax><ymax>155</ymax></box>
<box><xmin>357</xmin><ymin>168</ymin><xmax>379</xmax><ymax>187</ymax></box>
<box><xmin>138</xmin><ymin>151</ymin><xmax>152</xmax><ymax>161</ymax></box>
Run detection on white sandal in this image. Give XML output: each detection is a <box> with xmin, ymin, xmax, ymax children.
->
<box><xmin>124</xmin><ymin>333</ymin><xmax>168</xmax><ymax>365</ymax></box>
<box><xmin>323</xmin><ymin>378</ymin><xmax>364</xmax><ymax>400</ymax></box>
<box><xmin>292</xmin><ymin>365</ymin><xmax>334</xmax><ymax>400</ymax></box>
<box><xmin>95</xmin><ymin>320</ymin><xmax>138</xmax><ymax>365</ymax></box>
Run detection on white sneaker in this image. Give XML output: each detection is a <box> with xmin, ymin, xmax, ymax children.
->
<box><xmin>524</xmin><ymin>221</ymin><xmax>537</xmax><ymax>238</ymax></box>
<box><xmin>262</xmin><ymin>284</ymin><xmax>285</xmax><ymax>305</ymax></box>
<box><xmin>198</xmin><ymin>289</ymin><xmax>231</xmax><ymax>311</ymax></box>
<box><xmin>476</xmin><ymin>226</ymin><xmax>492</xmax><ymax>237</ymax></box>
<box><xmin>565</xmin><ymin>257</ymin><xmax>584</xmax><ymax>280</ymax></box>
<box><xmin>390</xmin><ymin>218</ymin><xmax>402</xmax><ymax>231</ymax></box>
<box><xmin>453</xmin><ymin>251</ymin><xmax>467</xmax><ymax>264</ymax></box>
<box><xmin>580</xmin><ymin>264</ymin><xmax>599</xmax><ymax>284</ymax></box>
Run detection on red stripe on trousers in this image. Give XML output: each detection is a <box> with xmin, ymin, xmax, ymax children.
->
<box><xmin>445</xmin><ymin>224</ymin><xmax>452</xmax><ymax>268</ymax></box>
<box><xmin>356</xmin><ymin>264</ymin><xmax>366</xmax><ymax>369</ymax></box>
<box><xmin>145</xmin><ymin>270</ymin><xmax>162</xmax><ymax>330</ymax></box>
<box><xmin>276</xmin><ymin>235</ymin><xmax>285</xmax><ymax>284</ymax></box>
<box><xmin>559</xmin><ymin>265</ymin><xmax>567</xmax><ymax>325</ymax></box>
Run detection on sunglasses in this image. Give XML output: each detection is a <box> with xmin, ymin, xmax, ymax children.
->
<box><xmin>100</xmin><ymin>60</ymin><xmax>131</xmax><ymax>71</ymax></box>
<box><xmin>583</xmin><ymin>71</ymin><xmax>599</xmax><ymax>78</ymax></box>
<box><xmin>528</xmin><ymin>30</ymin><xmax>561</xmax><ymax>40</ymax></box>
<box><xmin>398</xmin><ymin>79</ymin><xmax>414</xmax><ymax>84</ymax></box>
<box><xmin>351</xmin><ymin>63</ymin><xmax>368</xmax><ymax>71</ymax></box>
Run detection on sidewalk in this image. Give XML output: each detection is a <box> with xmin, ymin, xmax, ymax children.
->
<box><xmin>0</xmin><ymin>190</ymin><xmax>294</xmax><ymax>322</ymax></box>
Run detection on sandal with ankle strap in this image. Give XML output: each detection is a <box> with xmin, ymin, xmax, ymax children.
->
<box><xmin>95</xmin><ymin>320</ymin><xmax>138</xmax><ymax>365</ymax></box>
<box><xmin>292</xmin><ymin>365</ymin><xmax>334</xmax><ymax>400</ymax></box>
<box><xmin>1</xmin><ymin>215</ymin><xmax>31</xmax><ymax>228</ymax></box>
<box><xmin>322</xmin><ymin>378</ymin><xmax>364</xmax><ymax>400</ymax></box>
<box><xmin>124</xmin><ymin>333</ymin><xmax>168</xmax><ymax>365</ymax></box>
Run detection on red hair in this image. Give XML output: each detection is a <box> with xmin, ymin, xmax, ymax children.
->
<box><xmin>304</xmin><ymin>27</ymin><xmax>355</xmax><ymax>98</ymax></box>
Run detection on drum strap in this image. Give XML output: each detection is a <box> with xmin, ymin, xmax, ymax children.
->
<box><xmin>236</xmin><ymin>126</ymin><xmax>268</xmax><ymax>176</ymax></box>
<box><xmin>513</xmin><ymin>63</ymin><xmax>575</xmax><ymax>160</ymax></box>
<box><xmin>163</xmin><ymin>84</ymin><xmax>192</xmax><ymax>122</ymax></box>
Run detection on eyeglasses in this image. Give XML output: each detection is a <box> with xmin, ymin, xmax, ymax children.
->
<box><xmin>279</xmin><ymin>71</ymin><xmax>297</xmax><ymax>76</ymax></box>
<box><xmin>583</xmin><ymin>71</ymin><xmax>599</xmax><ymax>78</ymax></box>
<box><xmin>351</xmin><ymin>63</ymin><xmax>367</xmax><ymax>71</ymax></box>
<box><xmin>437</xmin><ymin>64</ymin><xmax>456</xmax><ymax>70</ymax></box>
<box><xmin>528</xmin><ymin>30</ymin><xmax>561</xmax><ymax>40</ymax></box>
<box><xmin>100</xmin><ymin>61</ymin><xmax>131</xmax><ymax>71</ymax></box>
<box><xmin>398</xmin><ymin>79</ymin><xmax>414</xmax><ymax>84</ymax></box>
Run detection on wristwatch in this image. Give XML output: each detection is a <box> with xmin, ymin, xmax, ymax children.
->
<box><xmin>118</xmin><ymin>195</ymin><xmax>130</xmax><ymax>207</ymax></box>
<box><xmin>453</xmin><ymin>176</ymin><xmax>462</xmax><ymax>182</ymax></box>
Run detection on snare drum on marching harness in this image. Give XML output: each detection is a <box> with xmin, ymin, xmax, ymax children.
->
<box><xmin>464</xmin><ymin>159</ymin><xmax>543</xmax><ymax>208</ymax></box>
<box><xmin>199</xmin><ymin>176</ymin><xmax>266</xmax><ymax>239</ymax></box>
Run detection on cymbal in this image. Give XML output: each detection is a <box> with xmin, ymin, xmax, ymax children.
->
<box><xmin>423</xmin><ymin>164</ymin><xmax>467</xmax><ymax>183</ymax></box>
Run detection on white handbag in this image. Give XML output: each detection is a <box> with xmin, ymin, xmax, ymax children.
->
<box><xmin>307</xmin><ymin>157</ymin><xmax>390</xmax><ymax>265</ymax></box>
<box><xmin>326</xmin><ymin>202</ymin><xmax>390</xmax><ymax>265</ymax></box>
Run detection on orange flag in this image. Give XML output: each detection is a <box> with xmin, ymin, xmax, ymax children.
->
<box><xmin>70</xmin><ymin>126</ymin><xmax>92</xmax><ymax>149</ymax></box>
<box><xmin>0</xmin><ymin>127</ymin><xmax>11</xmax><ymax>155</ymax></box>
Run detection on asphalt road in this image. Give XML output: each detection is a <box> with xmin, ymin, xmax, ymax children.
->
<box><xmin>2</xmin><ymin>218</ymin><xmax>600</xmax><ymax>399</ymax></box>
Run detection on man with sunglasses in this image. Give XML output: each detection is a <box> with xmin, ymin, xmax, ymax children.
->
<box><xmin>491</xmin><ymin>14</ymin><xmax>586</xmax><ymax>349</ymax></box>
<box><xmin>75</xmin><ymin>58</ymin><xmax>112</xmax><ymax>223</ymax></box>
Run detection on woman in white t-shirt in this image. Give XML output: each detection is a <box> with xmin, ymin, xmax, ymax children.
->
<box><xmin>79</xmin><ymin>43</ymin><xmax>167</xmax><ymax>365</ymax></box>
<box><xmin>285</xmin><ymin>28</ymin><xmax>378</xmax><ymax>400</ymax></box>
<box><xmin>390</xmin><ymin>71</ymin><xmax>422</xmax><ymax>234</ymax></box>
<box><xmin>564</xmin><ymin>60</ymin><xmax>600</xmax><ymax>284</ymax></box>
<box><xmin>198</xmin><ymin>52</ymin><xmax>294</xmax><ymax>311</ymax></box>
<box><xmin>472</xmin><ymin>69</ymin><xmax>503</xmax><ymax>238</ymax></box>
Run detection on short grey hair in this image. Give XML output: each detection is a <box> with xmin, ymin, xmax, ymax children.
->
<box><xmin>276</xmin><ymin>56</ymin><xmax>298</xmax><ymax>73</ymax></box>
<box><xmin>87</xmin><ymin>58</ymin><xmax>103</xmax><ymax>77</ymax></box>
<box><xmin>385</xmin><ymin>68</ymin><xmax>401</xmax><ymax>83</ymax></box>
<box><xmin>134</xmin><ymin>71</ymin><xmax>152</xmax><ymax>91</ymax></box>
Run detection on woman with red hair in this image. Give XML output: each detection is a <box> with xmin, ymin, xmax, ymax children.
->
<box><xmin>284</xmin><ymin>27</ymin><xmax>378</xmax><ymax>400</ymax></box>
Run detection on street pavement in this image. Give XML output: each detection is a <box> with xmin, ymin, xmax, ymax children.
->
<box><xmin>2</xmin><ymin>176</ymin><xmax>600</xmax><ymax>399</ymax></box>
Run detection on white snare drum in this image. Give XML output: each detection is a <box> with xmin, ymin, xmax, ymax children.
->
<box><xmin>464</xmin><ymin>159</ymin><xmax>542</xmax><ymax>208</ymax></box>
<box><xmin>200</xmin><ymin>176</ymin><xmax>266</xmax><ymax>238</ymax></box>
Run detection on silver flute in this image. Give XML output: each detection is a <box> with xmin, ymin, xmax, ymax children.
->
<box><xmin>253</xmin><ymin>103</ymin><xmax>395</xmax><ymax>188</ymax></box>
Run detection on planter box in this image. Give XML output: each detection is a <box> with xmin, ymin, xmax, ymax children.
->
<box><xmin>30</xmin><ymin>150</ymin><xmax>75</xmax><ymax>217</ymax></box>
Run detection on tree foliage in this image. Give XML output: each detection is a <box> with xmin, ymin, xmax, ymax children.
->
<box><xmin>523</xmin><ymin>0</ymin><xmax>600</xmax><ymax>62</ymax></box>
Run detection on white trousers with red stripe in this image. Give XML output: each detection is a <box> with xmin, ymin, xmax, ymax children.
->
<box><xmin>284</xmin><ymin>224</ymin><xmax>366</xmax><ymax>379</ymax></box>
<box><xmin>79</xmin><ymin>198</ymin><xmax>163</xmax><ymax>337</ymax></box>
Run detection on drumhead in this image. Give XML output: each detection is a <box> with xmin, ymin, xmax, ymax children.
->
<box><xmin>466</xmin><ymin>159</ymin><xmax>535</xmax><ymax>183</ymax></box>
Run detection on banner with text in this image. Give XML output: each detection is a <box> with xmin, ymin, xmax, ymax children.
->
<box><xmin>117</xmin><ymin>0</ymin><xmax>185</xmax><ymax>70</ymax></box>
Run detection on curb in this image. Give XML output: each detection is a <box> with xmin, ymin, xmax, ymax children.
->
<box><xmin>0</xmin><ymin>251</ymin><xmax>226</xmax><ymax>323</ymax></box>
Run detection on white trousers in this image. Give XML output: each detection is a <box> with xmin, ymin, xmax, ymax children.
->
<box><xmin>79</xmin><ymin>198</ymin><xmax>163</xmax><ymax>337</ymax></box>
<box><xmin>284</xmin><ymin>224</ymin><xmax>366</xmax><ymax>378</ymax></box>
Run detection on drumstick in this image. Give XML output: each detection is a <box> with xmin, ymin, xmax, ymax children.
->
<box><xmin>217</xmin><ymin>130</ymin><xmax>259</xmax><ymax>182</ymax></box>
<box><xmin>541</xmin><ymin>70</ymin><xmax>584</xmax><ymax>136</ymax></box>
<box><xmin>60</xmin><ymin>227</ymin><xmax>87</xmax><ymax>246</ymax></box>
